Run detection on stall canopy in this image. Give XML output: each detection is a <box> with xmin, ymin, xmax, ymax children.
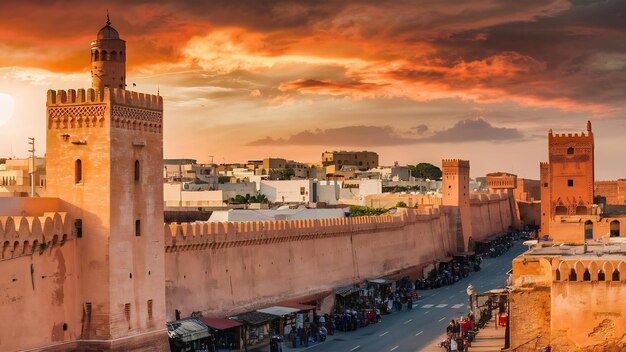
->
<box><xmin>335</xmin><ymin>285</ymin><xmax>362</xmax><ymax>297</ymax></box>
<box><xmin>166</xmin><ymin>318</ymin><xmax>211</xmax><ymax>342</ymax></box>
<box><xmin>199</xmin><ymin>317</ymin><xmax>243</xmax><ymax>331</ymax></box>
<box><xmin>367</xmin><ymin>279</ymin><xmax>395</xmax><ymax>285</ymax></box>
<box><xmin>231</xmin><ymin>311</ymin><xmax>277</xmax><ymax>325</ymax></box>
<box><xmin>257</xmin><ymin>306</ymin><xmax>300</xmax><ymax>317</ymax></box>
<box><xmin>280</xmin><ymin>302</ymin><xmax>316</xmax><ymax>311</ymax></box>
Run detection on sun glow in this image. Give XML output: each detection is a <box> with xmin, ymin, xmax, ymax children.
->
<box><xmin>0</xmin><ymin>93</ymin><xmax>15</xmax><ymax>127</ymax></box>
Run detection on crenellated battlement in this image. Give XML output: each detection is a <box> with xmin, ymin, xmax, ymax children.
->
<box><xmin>442</xmin><ymin>159</ymin><xmax>470</xmax><ymax>168</ymax></box>
<box><xmin>0</xmin><ymin>212</ymin><xmax>74</xmax><ymax>260</ymax></box>
<box><xmin>540</xmin><ymin>162</ymin><xmax>549</xmax><ymax>168</ymax></box>
<box><xmin>47</xmin><ymin>88</ymin><xmax>163</xmax><ymax>111</ymax></box>
<box><xmin>109</xmin><ymin>88</ymin><xmax>163</xmax><ymax>111</ymax></box>
<box><xmin>163</xmin><ymin>208</ymin><xmax>448</xmax><ymax>251</ymax></box>
<box><xmin>548</xmin><ymin>131</ymin><xmax>593</xmax><ymax>143</ymax></box>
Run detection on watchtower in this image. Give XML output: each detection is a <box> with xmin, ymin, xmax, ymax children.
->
<box><xmin>442</xmin><ymin>159</ymin><xmax>472</xmax><ymax>251</ymax></box>
<box><xmin>548</xmin><ymin>121</ymin><xmax>594</xmax><ymax>217</ymax></box>
<box><xmin>44</xmin><ymin>16</ymin><xmax>167</xmax><ymax>350</ymax></box>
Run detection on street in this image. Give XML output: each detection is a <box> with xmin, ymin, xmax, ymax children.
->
<box><xmin>306</xmin><ymin>241</ymin><xmax>527</xmax><ymax>352</ymax></box>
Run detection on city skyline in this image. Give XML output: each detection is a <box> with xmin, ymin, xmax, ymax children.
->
<box><xmin>1</xmin><ymin>1</ymin><xmax>626</xmax><ymax>178</ymax></box>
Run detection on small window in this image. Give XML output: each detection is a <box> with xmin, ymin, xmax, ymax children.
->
<box><xmin>75</xmin><ymin>159</ymin><xmax>82</xmax><ymax>183</ymax></box>
<box><xmin>134</xmin><ymin>160</ymin><xmax>140</xmax><ymax>183</ymax></box>
<box><xmin>583</xmin><ymin>269</ymin><xmax>591</xmax><ymax>281</ymax></box>
<box><xmin>567</xmin><ymin>147</ymin><xmax>574</xmax><ymax>154</ymax></box>
<box><xmin>555</xmin><ymin>269</ymin><xmax>560</xmax><ymax>281</ymax></box>
<box><xmin>85</xmin><ymin>302</ymin><xmax>92</xmax><ymax>321</ymax></box>
<box><xmin>147</xmin><ymin>300</ymin><xmax>153</xmax><ymax>319</ymax></box>
<box><xmin>74</xmin><ymin>219</ymin><xmax>83</xmax><ymax>238</ymax></box>
<box><xmin>124</xmin><ymin>303</ymin><xmax>131</xmax><ymax>322</ymax></box>
<box><xmin>567</xmin><ymin>179</ymin><xmax>574</xmax><ymax>187</ymax></box>
<box><xmin>300</xmin><ymin>187</ymin><xmax>305</xmax><ymax>195</ymax></box>
<box><xmin>613</xmin><ymin>270</ymin><xmax>620</xmax><ymax>281</ymax></box>
<box><xmin>543</xmin><ymin>183</ymin><xmax>548</xmax><ymax>187</ymax></box>
<box><xmin>598</xmin><ymin>270</ymin><xmax>605</xmax><ymax>281</ymax></box>
<box><xmin>135</xmin><ymin>220</ymin><xmax>141</xmax><ymax>236</ymax></box>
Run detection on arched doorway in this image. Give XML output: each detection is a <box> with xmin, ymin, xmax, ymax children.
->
<box><xmin>610</xmin><ymin>220</ymin><xmax>620</xmax><ymax>237</ymax></box>
<box><xmin>584</xmin><ymin>220</ymin><xmax>593</xmax><ymax>241</ymax></box>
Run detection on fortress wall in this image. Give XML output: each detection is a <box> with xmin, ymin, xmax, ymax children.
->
<box><xmin>0</xmin><ymin>213</ymin><xmax>80</xmax><ymax>352</ymax></box>
<box><xmin>469</xmin><ymin>191</ymin><xmax>516</xmax><ymax>241</ymax></box>
<box><xmin>163</xmin><ymin>207</ymin><xmax>458</xmax><ymax>319</ymax></box>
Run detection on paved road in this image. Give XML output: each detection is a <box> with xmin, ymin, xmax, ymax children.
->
<box><xmin>308</xmin><ymin>242</ymin><xmax>526</xmax><ymax>352</ymax></box>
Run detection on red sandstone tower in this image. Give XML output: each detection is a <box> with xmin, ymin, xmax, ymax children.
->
<box><xmin>547</xmin><ymin>121</ymin><xmax>595</xmax><ymax>217</ymax></box>
<box><xmin>540</xmin><ymin>121</ymin><xmax>596</xmax><ymax>241</ymax></box>
<box><xmin>442</xmin><ymin>159</ymin><xmax>472</xmax><ymax>251</ymax></box>
<box><xmin>45</xmin><ymin>17</ymin><xmax>167</xmax><ymax>350</ymax></box>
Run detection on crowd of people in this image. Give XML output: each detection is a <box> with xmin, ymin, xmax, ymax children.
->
<box><xmin>440</xmin><ymin>316</ymin><xmax>472</xmax><ymax>352</ymax></box>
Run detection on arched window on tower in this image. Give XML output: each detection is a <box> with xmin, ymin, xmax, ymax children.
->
<box><xmin>110</xmin><ymin>51</ymin><xmax>117</xmax><ymax>61</ymax></box>
<box><xmin>567</xmin><ymin>147</ymin><xmax>574</xmax><ymax>155</ymax></box>
<box><xmin>93</xmin><ymin>50</ymin><xmax>99</xmax><ymax>61</ymax></box>
<box><xmin>610</xmin><ymin>220</ymin><xmax>620</xmax><ymax>237</ymax></box>
<box><xmin>75</xmin><ymin>159</ymin><xmax>83</xmax><ymax>184</ymax></box>
<box><xmin>101</xmin><ymin>50</ymin><xmax>108</xmax><ymax>61</ymax></box>
<box><xmin>134</xmin><ymin>160</ymin><xmax>140</xmax><ymax>183</ymax></box>
<box><xmin>555</xmin><ymin>205</ymin><xmax>567</xmax><ymax>215</ymax></box>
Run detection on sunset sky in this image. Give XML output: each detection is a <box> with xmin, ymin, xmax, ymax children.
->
<box><xmin>0</xmin><ymin>0</ymin><xmax>625</xmax><ymax>178</ymax></box>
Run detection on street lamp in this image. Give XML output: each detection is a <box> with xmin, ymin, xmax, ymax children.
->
<box><xmin>466</xmin><ymin>284</ymin><xmax>475</xmax><ymax>322</ymax></box>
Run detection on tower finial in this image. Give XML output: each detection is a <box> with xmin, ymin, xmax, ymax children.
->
<box><xmin>106</xmin><ymin>10</ymin><xmax>111</xmax><ymax>26</ymax></box>
<box><xmin>587</xmin><ymin>120</ymin><xmax>592</xmax><ymax>132</ymax></box>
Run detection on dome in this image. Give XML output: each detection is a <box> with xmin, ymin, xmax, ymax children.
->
<box><xmin>97</xmin><ymin>24</ymin><xmax>119</xmax><ymax>40</ymax></box>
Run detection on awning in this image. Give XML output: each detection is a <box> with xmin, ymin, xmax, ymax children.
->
<box><xmin>367</xmin><ymin>279</ymin><xmax>394</xmax><ymax>285</ymax></box>
<box><xmin>166</xmin><ymin>318</ymin><xmax>211</xmax><ymax>342</ymax></box>
<box><xmin>199</xmin><ymin>317</ymin><xmax>243</xmax><ymax>331</ymax></box>
<box><xmin>280</xmin><ymin>302</ymin><xmax>317</xmax><ymax>311</ymax></box>
<box><xmin>231</xmin><ymin>311</ymin><xmax>278</xmax><ymax>325</ymax></box>
<box><xmin>257</xmin><ymin>306</ymin><xmax>300</xmax><ymax>317</ymax></box>
<box><xmin>335</xmin><ymin>286</ymin><xmax>361</xmax><ymax>297</ymax></box>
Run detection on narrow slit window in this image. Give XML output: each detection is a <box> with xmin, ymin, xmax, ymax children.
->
<box><xmin>135</xmin><ymin>220</ymin><xmax>141</xmax><ymax>236</ymax></box>
<box><xmin>134</xmin><ymin>160</ymin><xmax>140</xmax><ymax>183</ymax></box>
<box><xmin>75</xmin><ymin>159</ymin><xmax>82</xmax><ymax>183</ymax></box>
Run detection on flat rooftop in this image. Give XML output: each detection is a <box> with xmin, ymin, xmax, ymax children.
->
<box><xmin>525</xmin><ymin>238</ymin><xmax>626</xmax><ymax>258</ymax></box>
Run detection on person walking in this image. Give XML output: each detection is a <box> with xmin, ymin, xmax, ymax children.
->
<box><xmin>446</xmin><ymin>320</ymin><xmax>456</xmax><ymax>338</ymax></box>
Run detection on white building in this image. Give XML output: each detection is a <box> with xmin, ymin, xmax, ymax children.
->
<box><xmin>260</xmin><ymin>179</ymin><xmax>315</xmax><ymax>203</ymax></box>
<box><xmin>207</xmin><ymin>207</ymin><xmax>346</xmax><ymax>222</ymax></box>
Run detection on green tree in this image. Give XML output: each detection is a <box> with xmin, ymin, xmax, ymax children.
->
<box><xmin>409</xmin><ymin>163</ymin><xmax>442</xmax><ymax>180</ymax></box>
<box><xmin>249</xmin><ymin>194</ymin><xmax>268</xmax><ymax>203</ymax></box>
<box><xmin>395</xmin><ymin>201</ymin><xmax>407</xmax><ymax>208</ymax></box>
<box><xmin>274</xmin><ymin>168</ymin><xmax>295</xmax><ymax>180</ymax></box>
<box><xmin>348</xmin><ymin>205</ymin><xmax>388</xmax><ymax>217</ymax></box>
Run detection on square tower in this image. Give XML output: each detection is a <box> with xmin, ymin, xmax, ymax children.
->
<box><xmin>548</xmin><ymin>121</ymin><xmax>594</xmax><ymax>217</ymax></box>
<box><xmin>45</xmin><ymin>87</ymin><xmax>166</xmax><ymax>349</ymax></box>
<box><xmin>442</xmin><ymin>159</ymin><xmax>472</xmax><ymax>251</ymax></box>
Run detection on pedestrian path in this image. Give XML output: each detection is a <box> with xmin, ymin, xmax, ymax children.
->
<box><xmin>419</xmin><ymin>303</ymin><xmax>466</xmax><ymax>309</ymax></box>
<box><xmin>417</xmin><ymin>315</ymin><xmax>506</xmax><ymax>352</ymax></box>
<box><xmin>468</xmin><ymin>316</ymin><xmax>506</xmax><ymax>352</ymax></box>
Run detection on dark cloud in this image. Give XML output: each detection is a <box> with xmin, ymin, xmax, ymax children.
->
<box><xmin>247</xmin><ymin>118</ymin><xmax>524</xmax><ymax>146</ymax></box>
<box><xmin>421</xmin><ymin>118</ymin><xmax>524</xmax><ymax>143</ymax></box>
<box><xmin>412</xmin><ymin>124</ymin><xmax>429</xmax><ymax>135</ymax></box>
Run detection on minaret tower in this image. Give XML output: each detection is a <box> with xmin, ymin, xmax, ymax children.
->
<box><xmin>45</xmin><ymin>14</ymin><xmax>167</xmax><ymax>350</ymax></box>
<box><xmin>91</xmin><ymin>13</ymin><xmax>126</xmax><ymax>91</ymax></box>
